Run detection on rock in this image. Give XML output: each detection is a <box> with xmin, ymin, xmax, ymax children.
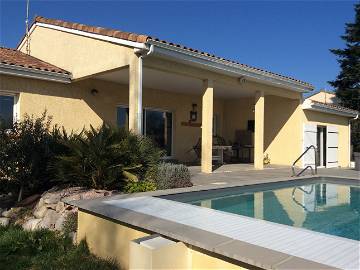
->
<box><xmin>54</xmin><ymin>215</ymin><xmax>65</xmax><ymax>231</ymax></box>
<box><xmin>22</xmin><ymin>218</ymin><xmax>41</xmax><ymax>231</ymax></box>
<box><xmin>45</xmin><ymin>204</ymin><xmax>57</xmax><ymax>210</ymax></box>
<box><xmin>2</xmin><ymin>207</ymin><xmax>23</xmax><ymax>218</ymax></box>
<box><xmin>43</xmin><ymin>193</ymin><xmax>61</xmax><ymax>204</ymax></box>
<box><xmin>36</xmin><ymin>198</ymin><xmax>45</xmax><ymax>209</ymax></box>
<box><xmin>55</xmin><ymin>202</ymin><xmax>65</xmax><ymax>213</ymax></box>
<box><xmin>33</xmin><ymin>205</ymin><xmax>48</xmax><ymax>219</ymax></box>
<box><xmin>17</xmin><ymin>194</ymin><xmax>41</xmax><ymax>207</ymax></box>
<box><xmin>0</xmin><ymin>217</ymin><xmax>10</xmax><ymax>226</ymax></box>
<box><xmin>39</xmin><ymin>209</ymin><xmax>60</xmax><ymax>230</ymax></box>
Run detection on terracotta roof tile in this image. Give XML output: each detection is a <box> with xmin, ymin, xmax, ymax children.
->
<box><xmin>0</xmin><ymin>47</ymin><xmax>70</xmax><ymax>75</ymax></box>
<box><xmin>311</xmin><ymin>100</ymin><xmax>358</xmax><ymax>115</ymax></box>
<box><xmin>32</xmin><ymin>16</ymin><xmax>312</xmax><ymax>88</ymax></box>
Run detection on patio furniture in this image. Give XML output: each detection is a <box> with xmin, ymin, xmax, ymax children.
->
<box><xmin>232</xmin><ymin>130</ymin><xmax>254</xmax><ymax>163</ymax></box>
<box><xmin>191</xmin><ymin>136</ymin><xmax>232</xmax><ymax>164</ymax></box>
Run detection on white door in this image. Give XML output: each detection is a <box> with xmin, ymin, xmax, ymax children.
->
<box><xmin>303</xmin><ymin>124</ymin><xmax>317</xmax><ymax>168</ymax></box>
<box><xmin>326</xmin><ymin>126</ymin><xmax>338</xmax><ymax>168</ymax></box>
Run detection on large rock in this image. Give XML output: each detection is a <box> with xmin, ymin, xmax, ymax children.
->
<box><xmin>22</xmin><ymin>218</ymin><xmax>42</xmax><ymax>231</ymax></box>
<box><xmin>43</xmin><ymin>193</ymin><xmax>61</xmax><ymax>204</ymax></box>
<box><xmin>2</xmin><ymin>207</ymin><xmax>23</xmax><ymax>218</ymax></box>
<box><xmin>54</xmin><ymin>214</ymin><xmax>65</xmax><ymax>231</ymax></box>
<box><xmin>39</xmin><ymin>209</ymin><xmax>60</xmax><ymax>230</ymax></box>
<box><xmin>17</xmin><ymin>194</ymin><xmax>41</xmax><ymax>207</ymax></box>
<box><xmin>33</xmin><ymin>205</ymin><xmax>48</xmax><ymax>219</ymax></box>
<box><xmin>55</xmin><ymin>202</ymin><xmax>65</xmax><ymax>213</ymax></box>
<box><xmin>0</xmin><ymin>217</ymin><xmax>10</xmax><ymax>226</ymax></box>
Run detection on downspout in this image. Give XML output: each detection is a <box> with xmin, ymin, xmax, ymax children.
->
<box><xmin>133</xmin><ymin>44</ymin><xmax>154</xmax><ymax>134</ymax></box>
<box><xmin>349</xmin><ymin>114</ymin><xmax>359</xmax><ymax>166</ymax></box>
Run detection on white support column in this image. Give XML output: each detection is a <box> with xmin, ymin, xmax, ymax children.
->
<box><xmin>129</xmin><ymin>55</ymin><xmax>143</xmax><ymax>134</ymax></box>
<box><xmin>254</xmin><ymin>90</ymin><xmax>264</xmax><ymax>169</ymax></box>
<box><xmin>201</xmin><ymin>79</ymin><xmax>214</xmax><ymax>173</ymax></box>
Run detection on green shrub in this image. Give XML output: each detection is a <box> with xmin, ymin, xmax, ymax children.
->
<box><xmin>0</xmin><ymin>225</ymin><xmax>118</xmax><ymax>270</ymax></box>
<box><xmin>0</xmin><ymin>112</ymin><xmax>66</xmax><ymax>201</ymax></box>
<box><xmin>55</xmin><ymin>124</ymin><xmax>164</xmax><ymax>190</ymax></box>
<box><xmin>151</xmin><ymin>163</ymin><xmax>192</xmax><ymax>190</ymax></box>
<box><xmin>63</xmin><ymin>212</ymin><xmax>78</xmax><ymax>234</ymax></box>
<box><xmin>124</xmin><ymin>181</ymin><xmax>157</xmax><ymax>193</ymax></box>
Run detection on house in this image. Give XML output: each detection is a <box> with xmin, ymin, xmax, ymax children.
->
<box><xmin>0</xmin><ymin>16</ymin><xmax>358</xmax><ymax>173</ymax></box>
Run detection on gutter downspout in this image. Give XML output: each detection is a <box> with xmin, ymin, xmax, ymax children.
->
<box><xmin>349</xmin><ymin>114</ymin><xmax>359</xmax><ymax>167</ymax></box>
<box><xmin>133</xmin><ymin>45</ymin><xmax>154</xmax><ymax>134</ymax></box>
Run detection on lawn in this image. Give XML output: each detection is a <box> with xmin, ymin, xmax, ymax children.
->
<box><xmin>0</xmin><ymin>225</ymin><xmax>119</xmax><ymax>270</ymax></box>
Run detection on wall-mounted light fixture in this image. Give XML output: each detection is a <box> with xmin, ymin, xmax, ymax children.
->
<box><xmin>91</xmin><ymin>89</ymin><xmax>99</xmax><ymax>96</ymax></box>
<box><xmin>190</xmin><ymin>103</ymin><xmax>198</xmax><ymax>122</ymax></box>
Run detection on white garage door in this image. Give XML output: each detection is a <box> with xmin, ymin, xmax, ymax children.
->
<box><xmin>303</xmin><ymin>123</ymin><xmax>317</xmax><ymax>169</ymax></box>
<box><xmin>326</xmin><ymin>126</ymin><xmax>338</xmax><ymax>168</ymax></box>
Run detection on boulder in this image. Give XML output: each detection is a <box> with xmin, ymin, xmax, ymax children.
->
<box><xmin>17</xmin><ymin>194</ymin><xmax>41</xmax><ymax>207</ymax></box>
<box><xmin>54</xmin><ymin>214</ymin><xmax>65</xmax><ymax>231</ymax></box>
<box><xmin>45</xmin><ymin>204</ymin><xmax>57</xmax><ymax>210</ymax></box>
<box><xmin>39</xmin><ymin>209</ymin><xmax>60</xmax><ymax>230</ymax></box>
<box><xmin>22</xmin><ymin>218</ymin><xmax>42</xmax><ymax>231</ymax></box>
<box><xmin>43</xmin><ymin>193</ymin><xmax>61</xmax><ymax>204</ymax></box>
<box><xmin>0</xmin><ymin>217</ymin><xmax>10</xmax><ymax>226</ymax></box>
<box><xmin>33</xmin><ymin>205</ymin><xmax>48</xmax><ymax>219</ymax></box>
<box><xmin>2</xmin><ymin>207</ymin><xmax>23</xmax><ymax>218</ymax></box>
<box><xmin>55</xmin><ymin>202</ymin><xmax>65</xmax><ymax>213</ymax></box>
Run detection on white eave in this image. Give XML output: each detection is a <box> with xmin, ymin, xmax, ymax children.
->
<box><xmin>302</xmin><ymin>99</ymin><xmax>358</xmax><ymax>118</ymax></box>
<box><xmin>0</xmin><ymin>63</ymin><xmax>71</xmax><ymax>84</ymax></box>
<box><xmin>146</xmin><ymin>40</ymin><xmax>314</xmax><ymax>93</ymax></box>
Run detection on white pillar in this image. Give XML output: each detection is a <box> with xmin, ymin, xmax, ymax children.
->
<box><xmin>254</xmin><ymin>90</ymin><xmax>264</xmax><ymax>169</ymax></box>
<box><xmin>129</xmin><ymin>55</ymin><xmax>143</xmax><ymax>134</ymax></box>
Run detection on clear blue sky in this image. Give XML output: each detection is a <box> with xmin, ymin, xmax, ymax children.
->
<box><xmin>0</xmin><ymin>0</ymin><xmax>357</xmax><ymax>93</ymax></box>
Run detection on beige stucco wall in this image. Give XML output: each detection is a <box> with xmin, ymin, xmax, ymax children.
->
<box><xmin>308</xmin><ymin>91</ymin><xmax>338</xmax><ymax>104</ymax></box>
<box><xmin>78</xmin><ymin>210</ymin><xmax>247</xmax><ymax>270</ymax></box>
<box><xmin>18</xmin><ymin>25</ymin><xmax>134</xmax><ymax>79</ymax></box>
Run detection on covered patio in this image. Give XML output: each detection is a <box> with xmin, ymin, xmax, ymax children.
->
<box><xmin>90</xmin><ymin>54</ymin><xmax>304</xmax><ymax>173</ymax></box>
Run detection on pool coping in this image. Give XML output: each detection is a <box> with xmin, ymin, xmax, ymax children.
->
<box><xmin>69</xmin><ymin>175</ymin><xmax>360</xmax><ymax>270</ymax></box>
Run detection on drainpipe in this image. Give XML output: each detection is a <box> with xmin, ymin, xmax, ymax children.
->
<box><xmin>349</xmin><ymin>114</ymin><xmax>359</xmax><ymax>166</ymax></box>
<box><xmin>133</xmin><ymin>44</ymin><xmax>154</xmax><ymax>133</ymax></box>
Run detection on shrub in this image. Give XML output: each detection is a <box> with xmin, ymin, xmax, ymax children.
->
<box><xmin>124</xmin><ymin>181</ymin><xmax>157</xmax><ymax>193</ymax></box>
<box><xmin>152</xmin><ymin>163</ymin><xmax>192</xmax><ymax>190</ymax></box>
<box><xmin>55</xmin><ymin>124</ymin><xmax>164</xmax><ymax>190</ymax></box>
<box><xmin>63</xmin><ymin>212</ymin><xmax>78</xmax><ymax>234</ymax></box>
<box><xmin>0</xmin><ymin>112</ymin><xmax>65</xmax><ymax>201</ymax></box>
<box><xmin>0</xmin><ymin>225</ymin><xmax>118</xmax><ymax>270</ymax></box>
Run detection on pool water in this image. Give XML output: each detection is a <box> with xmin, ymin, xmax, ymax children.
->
<box><xmin>165</xmin><ymin>179</ymin><xmax>360</xmax><ymax>241</ymax></box>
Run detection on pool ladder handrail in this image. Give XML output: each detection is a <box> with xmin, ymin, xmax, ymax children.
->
<box><xmin>291</xmin><ymin>185</ymin><xmax>315</xmax><ymax>212</ymax></box>
<box><xmin>292</xmin><ymin>145</ymin><xmax>318</xmax><ymax>177</ymax></box>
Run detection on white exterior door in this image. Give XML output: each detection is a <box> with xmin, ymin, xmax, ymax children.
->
<box><xmin>326</xmin><ymin>126</ymin><xmax>338</xmax><ymax>168</ymax></box>
<box><xmin>303</xmin><ymin>124</ymin><xmax>317</xmax><ymax>168</ymax></box>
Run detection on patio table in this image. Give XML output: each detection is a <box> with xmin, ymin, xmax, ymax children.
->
<box><xmin>213</xmin><ymin>145</ymin><xmax>232</xmax><ymax>164</ymax></box>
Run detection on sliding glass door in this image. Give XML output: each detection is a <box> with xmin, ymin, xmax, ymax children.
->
<box><xmin>117</xmin><ymin>106</ymin><xmax>173</xmax><ymax>156</ymax></box>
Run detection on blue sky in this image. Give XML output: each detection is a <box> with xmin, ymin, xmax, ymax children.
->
<box><xmin>0</xmin><ymin>0</ymin><xmax>357</xmax><ymax>93</ymax></box>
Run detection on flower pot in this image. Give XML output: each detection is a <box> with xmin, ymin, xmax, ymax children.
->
<box><xmin>354</xmin><ymin>152</ymin><xmax>360</xmax><ymax>171</ymax></box>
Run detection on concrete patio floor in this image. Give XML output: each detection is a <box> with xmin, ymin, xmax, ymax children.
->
<box><xmin>189</xmin><ymin>164</ymin><xmax>360</xmax><ymax>186</ymax></box>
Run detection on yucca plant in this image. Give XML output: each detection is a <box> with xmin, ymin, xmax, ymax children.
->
<box><xmin>55</xmin><ymin>124</ymin><xmax>163</xmax><ymax>190</ymax></box>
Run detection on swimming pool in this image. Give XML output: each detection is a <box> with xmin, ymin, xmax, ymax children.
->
<box><xmin>162</xmin><ymin>177</ymin><xmax>360</xmax><ymax>241</ymax></box>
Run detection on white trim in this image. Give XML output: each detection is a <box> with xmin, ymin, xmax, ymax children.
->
<box><xmin>34</xmin><ymin>23</ymin><xmax>147</xmax><ymax>49</ymax></box>
<box><xmin>147</xmin><ymin>40</ymin><xmax>313</xmax><ymax>93</ymax></box>
<box><xmin>302</xmin><ymin>100</ymin><xmax>358</xmax><ymax>118</ymax></box>
<box><xmin>0</xmin><ymin>92</ymin><xmax>19</xmax><ymax>125</ymax></box>
<box><xmin>0</xmin><ymin>63</ymin><xmax>71</xmax><ymax>84</ymax></box>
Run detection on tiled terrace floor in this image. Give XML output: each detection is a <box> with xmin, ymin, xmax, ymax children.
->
<box><xmin>189</xmin><ymin>164</ymin><xmax>359</xmax><ymax>186</ymax></box>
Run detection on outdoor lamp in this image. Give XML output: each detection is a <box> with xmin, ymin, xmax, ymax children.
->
<box><xmin>190</xmin><ymin>103</ymin><xmax>198</xmax><ymax>122</ymax></box>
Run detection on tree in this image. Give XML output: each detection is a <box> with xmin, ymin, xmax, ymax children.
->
<box><xmin>329</xmin><ymin>3</ymin><xmax>360</xmax><ymax>152</ymax></box>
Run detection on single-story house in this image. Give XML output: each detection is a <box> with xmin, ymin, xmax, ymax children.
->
<box><xmin>0</xmin><ymin>16</ymin><xmax>358</xmax><ymax>173</ymax></box>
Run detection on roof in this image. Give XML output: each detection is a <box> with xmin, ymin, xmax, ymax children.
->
<box><xmin>32</xmin><ymin>16</ymin><xmax>313</xmax><ymax>89</ymax></box>
<box><xmin>0</xmin><ymin>47</ymin><xmax>70</xmax><ymax>75</ymax></box>
<box><xmin>303</xmin><ymin>99</ymin><xmax>358</xmax><ymax>118</ymax></box>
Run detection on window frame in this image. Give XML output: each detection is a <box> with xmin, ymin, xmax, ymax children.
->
<box><xmin>116</xmin><ymin>104</ymin><xmax>174</xmax><ymax>158</ymax></box>
<box><xmin>0</xmin><ymin>91</ymin><xmax>19</xmax><ymax>126</ymax></box>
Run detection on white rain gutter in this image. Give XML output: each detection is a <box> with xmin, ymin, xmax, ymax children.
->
<box><xmin>0</xmin><ymin>63</ymin><xmax>71</xmax><ymax>84</ymax></box>
<box><xmin>133</xmin><ymin>45</ymin><xmax>154</xmax><ymax>133</ymax></box>
<box><xmin>146</xmin><ymin>40</ymin><xmax>314</xmax><ymax>93</ymax></box>
<box><xmin>302</xmin><ymin>99</ymin><xmax>358</xmax><ymax>118</ymax></box>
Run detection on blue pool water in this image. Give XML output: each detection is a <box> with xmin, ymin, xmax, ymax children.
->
<box><xmin>164</xmin><ymin>178</ymin><xmax>360</xmax><ymax>241</ymax></box>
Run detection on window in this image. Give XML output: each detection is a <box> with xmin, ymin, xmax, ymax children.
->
<box><xmin>0</xmin><ymin>95</ymin><xmax>15</xmax><ymax>129</ymax></box>
<box><xmin>116</xmin><ymin>106</ymin><xmax>129</xmax><ymax>129</ymax></box>
<box><xmin>116</xmin><ymin>106</ymin><xmax>173</xmax><ymax>156</ymax></box>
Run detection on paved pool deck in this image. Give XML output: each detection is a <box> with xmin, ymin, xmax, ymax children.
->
<box><xmin>189</xmin><ymin>165</ymin><xmax>360</xmax><ymax>186</ymax></box>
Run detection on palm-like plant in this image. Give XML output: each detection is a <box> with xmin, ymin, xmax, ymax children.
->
<box><xmin>55</xmin><ymin>124</ymin><xmax>163</xmax><ymax>190</ymax></box>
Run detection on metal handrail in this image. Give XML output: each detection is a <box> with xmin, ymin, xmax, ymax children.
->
<box><xmin>291</xmin><ymin>185</ymin><xmax>315</xmax><ymax>212</ymax></box>
<box><xmin>292</xmin><ymin>145</ymin><xmax>318</xmax><ymax>177</ymax></box>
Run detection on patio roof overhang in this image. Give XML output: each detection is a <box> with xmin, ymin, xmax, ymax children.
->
<box><xmin>145</xmin><ymin>41</ymin><xmax>314</xmax><ymax>94</ymax></box>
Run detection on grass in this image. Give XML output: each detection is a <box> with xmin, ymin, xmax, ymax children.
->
<box><xmin>0</xmin><ymin>225</ymin><xmax>119</xmax><ymax>270</ymax></box>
